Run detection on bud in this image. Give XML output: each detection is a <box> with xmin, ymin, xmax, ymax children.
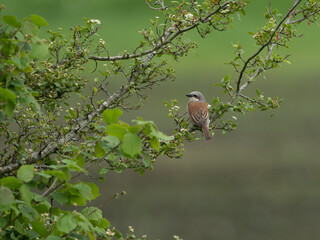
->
<box><xmin>185</xmin><ymin>13</ymin><xmax>194</xmax><ymax>20</ymax></box>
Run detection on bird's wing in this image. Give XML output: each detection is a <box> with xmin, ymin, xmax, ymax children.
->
<box><xmin>188</xmin><ymin>102</ymin><xmax>209</xmax><ymax>127</ymax></box>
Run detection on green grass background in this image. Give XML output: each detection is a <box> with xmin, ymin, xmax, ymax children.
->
<box><xmin>3</xmin><ymin>0</ymin><xmax>320</xmax><ymax>239</ymax></box>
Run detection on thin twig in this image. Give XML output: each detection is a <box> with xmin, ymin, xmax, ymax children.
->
<box><xmin>236</xmin><ymin>0</ymin><xmax>302</xmax><ymax>92</ymax></box>
<box><xmin>42</xmin><ymin>177</ymin><xmax>58</xmax><ymax>198</ymax></box>
<box><xmin>89</xmin><ymin>1</ymin><xmax>231</xmax><ymax>62</ymax></box>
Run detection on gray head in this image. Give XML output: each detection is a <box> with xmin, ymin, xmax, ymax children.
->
<box><xmin>186</xmin><ymin>91</ymin><xmax>206</xmax><ymax>102</ymax></box>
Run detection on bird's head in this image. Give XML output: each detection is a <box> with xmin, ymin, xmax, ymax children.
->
<box><xmin>186</xmin><ymin>91</ymin><xmax>206</xmax><ymax>102</ymax></box>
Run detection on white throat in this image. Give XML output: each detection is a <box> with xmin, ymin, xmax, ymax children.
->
<box><xmin>189</xmin><ymin>97</ymin><xmax>200</xmax><ymax>102</ymax></box>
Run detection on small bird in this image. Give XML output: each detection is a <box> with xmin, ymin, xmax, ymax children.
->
<box><xmin>186</xmin><ymin>91</ymin><xmax>211</xmax><ymax>140</ymax></box>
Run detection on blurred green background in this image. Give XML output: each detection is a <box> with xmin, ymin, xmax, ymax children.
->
<box><xmin>3</xmin><ymin>0</ymin><xmax>320</xmax><ymax>239</ymax></box>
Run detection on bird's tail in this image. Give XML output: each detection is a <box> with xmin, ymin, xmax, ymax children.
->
<box><xmin>203</xmin><ymin>126</ymin><xmax>211</xmax><ymax>140</ymax></box>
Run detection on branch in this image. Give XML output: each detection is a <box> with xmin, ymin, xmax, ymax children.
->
<box><xmin>0</xmin><ymin>72</ymin><xmax>142</xmax><ymax>175</ymax></box>
<box><xmin>235</xmin><ymin>0</ymin><xmax>302</xmax><ymax>92</ymax></box>
<box><xmin>41</xmin><ymin>177</ymin><xmax>58</xmax><ymax>198</ymax></box>
<box><xmin>288</xmin><ymin>9</ymin><xmax>320</xmax><ymax>24</ymax></box>
<box><xmin>89</xmin><ymin>1</ymin><xmax>231</xmax><ymax>62</ymax></box>
<box><xmin>145</xmin><ymin>0</ymin><xmax>171</xmax><ymax>11</ymax></box>
<box><xmin>239</xmin><ymin>93</ymin><xmax>267</xmax><ymax>107</ymax></box>
<box><xmin>211</xmin><ymin>0</ymin><xmax>308</xmax><ymax>122</ymax></box>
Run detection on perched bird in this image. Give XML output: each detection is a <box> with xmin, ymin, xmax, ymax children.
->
<box><xmin>186</xmin><ymin>91</ymin><xmax>211</xmax><ymax>140</ymax></box>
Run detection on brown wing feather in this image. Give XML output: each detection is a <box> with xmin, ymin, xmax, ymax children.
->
<box><xmin>188</xmin><ymin>102</ymin><xmax>209</xmax><ymax>128</ymax></box>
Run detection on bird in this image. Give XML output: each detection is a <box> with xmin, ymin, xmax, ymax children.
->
<box><xmin>186</xmin><ymin>91</ymin><xmax>211</xmax><ymax>140</ymax></box>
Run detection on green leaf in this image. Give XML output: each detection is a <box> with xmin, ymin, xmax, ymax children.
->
<box><xmin>17</xmin><ymin>165</ymin><xmax>34</xmax><ymax>182</ymax></box>
<box><xmin>30</xmin><ymin>14</ymin><xmax>48</xmax><ymax>27</ymax></box>
<box><xmin>0</xmin><ymin>87</ymin><xmax>16</xmax><ymax>103</ymax></box>
<box><xmin>72</xmin><ymin>182</ymin><xmax>93</xmax><ymax>201</ymax></box>
<box><xmin>95</xmin><ymin>141</ymin><xmax>106</xmax><ymax>158</ymax></box>
<box><xmin>133</xmin><ymin>119</ymin><xmax>156</xmax><ymax>128</ymax></box>
<box><xmin>69</xmin><ymin>194</ymin><xmax>86</xmax><ymax>206</ymax></box>
<box><xmin>85</xmin><ymin>182</ymin><xmax>99</xmax><ymax>200</ymax></box>
<box><xmin>99</xmin><ymin>167</ymin><xmax>108</xmax><ymax>175</ymax></box>
<box><xmin>150</xmin><ymin>137</ymin><xmax>160</xmax><ymax>151</ymax></box>
<box><xmin>105</xmin><ymin>124</ymin><xmax>127</xmax><ymax>139</ymax></box>
<box><xmin>0</xmin><ymin>186</ymin><xmax>14</xmax><ymax>210</ymax></box>
<box><xmin>12</xmin><ymin>56</ymin><xmax>30</xmax><ymax>70</ymax></box>
<box><xmin>150</xmin><ymin>127</ymin><xmax>172</xmax><ymax>141</ymax></box>
<box><xmin>51</xmin><ymin>192</ymin><xmax>69</xmax><ymax>205</ymax></box>
<box><xmin>15</xmin><ymin>31</ymin><xmax>25</xmax><ymax>41</ymax></box>
<box><xmin>29</xmin><ymin>42</ymin><xmax>49</xmax><ymax>59</ymax></box>
<box><xmin>128</xmin><ymin>125</ymin><xmax>140</xmax><ymax>133</ymax></box>
<box><xmin>221</xmin><ymin>74</ymin><xmax>231</xmax><ymax>83</ymax></box>
<box><xmin>57</xmin><ymin>213</ymin><xmax>77</xmax><ymax>233</ymax></box>
<box><xmin>35</xmin><ymin>171</ymin><xmax>52</xmax><ymax>179</ymax></box>
<box><xmin>21</xmin><ymin>20</ymin><xmax>38</xmax><ymax>35</ymax></box>
<box><xmin>120</xmin><ymin>132</ymin><xmax>142</xmax><ymax>157</ymax></box>
<box><xmin>0</xmin><ymin>112</ymin><xmax>4</xmax><ymax>122</ymax></box>
<box><xmin>33</xmin><ymin>201</ymin><xmax>51</xmax><ymax>213</ymax></box>
<box><xmin>102</xmin><ymin>108</ymin><xmax>122</xmax><ymax>125</ymax></box>
<box><xmin>62</xmin><ymin>159</ymin><xmax>86</xmax><ymax>172</ymax></box>
<box><xmin>100</xmin><ymin>218</ymin><xmax>110</xmax><ymax>228</ymax></box>
<box><xmin>133</xmin><ymin>119</ymin><xmax>171</xmax><ymax>140</ymax></box>
<box><xmin>4</xmin><ymin>101</ymin><xmax>15</xmax><ymax>117</ymax></box>
<box><xmin>88</xmin><ymin>232</ymin><xmax>96</xmax><ymax>240</ymax></box>
<box><xmin>14</xmin><ymin>219</ymin><xmax>25</xmax><ymax>235</ymax></box>
<box><xmin>76</xmin><ymin>213</ymin><xmax>92</xmax><ymax>232</ymax></box>
<box><xmin>18</xmin><ymin>92</ymin><xmax>40</xmax><ymax>110</ymax></box>
<box><xmin>2</xmin><ymin>15</ymin><xmax>21</xmax><ymax>27</ymax></box>
<box><xmin>0</xmin><ymin>87</ymin><xmax>16</xmax><ymax>117</ymax></box>
<box><xmin>20</xmin><ymin>184</ymin><xmax>33</xmax><ymax>203</ymax></box>
<box><xmin>0</xmin><ymin>218</ymin><xmax>7</xmax><ymax>228</ymax></box>
<box><xmin>256</xmin><ymin>89</ymin><xmax>261</xmax><ymax>96</ymax></box>
<box><xmin>46</xmin><ymin>236</ymin><xmax>61</xmax><ymax>240</ymax></box>
<box><xmin>0</xmin><ymin>176</ymin><xmax>22</xmax><ymax>190</ymax></box>
<box><xmin>102</xmin><ymin>135</ymin><xmax>120</xmax><ymax>147</ymax></box>
<box><xmin>114</xmin><ymin>229</ymin><xmax>123</xmax><ymax>238</ymax></box>
<box><xmin>18</xmin><ymin>204</ymin><xmax>39</xmax><ymax>221</ymax></box>
<box><xmin>82</xmin><ymin>207</ymin><xmax>102</xmax><ymax>221</ymax></box>
<box><xmin>75</xmin><ymin>154</ymin><xmax>85</xmax><ymax>168</ymax></box>
<box><xmin>31</xmin><ymin>221</ymin><xmax>48</xmax><ymax>237</ymax></box>
<box><xmin>44</xmin><ymin>170</ymin><xmax>67</xmax><ymax>180</ymax></box>
<box><xmin>70</xmin><ymin>233</ymin><xmax>87</xmax><ymax>240</ymax></box>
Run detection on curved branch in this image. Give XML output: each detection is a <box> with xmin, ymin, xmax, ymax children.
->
<box><xmin>235</xmin><ymin>0</ymin><xmax>302</xmax><ymax>92</ymax></box>
<box><xmin>0</xmin><ymin>2</ymin><xmax>233</xmax><ymax>175</ymax></box>
<box><xmin>211</xmin><ymin>0</ymin><xmax>313</xmax><ymax>122</ymax></box>
<box><xmin>145</xmin><ymin>0</ymin><xmax>171</xmax><ymax>11</ymax></box>
<box><xmin>0</xmin><ymin>76</ymin><xmax>137</xmax><ymax>175</ymax></box>
<box><xmin>89</xmin><ymin>1</ymin><xmax>231</xmax><ymax>62</ymax></box>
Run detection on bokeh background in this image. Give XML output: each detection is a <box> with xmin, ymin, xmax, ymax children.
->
<box><xmin>3</xmin><ymin>0</ymin><xmax>320</xmax><ymax>239</ymax></box>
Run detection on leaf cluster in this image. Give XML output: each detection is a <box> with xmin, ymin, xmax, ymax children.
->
<box><xmin>0</xmin><ymin>1</ymin><xmax>319</xmax><ymax>239</ymax></box>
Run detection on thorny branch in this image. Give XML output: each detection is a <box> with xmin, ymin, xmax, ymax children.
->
<box><xmin>235</xmin><ymin>0</ymin><xmax>302</xmax><ymax>93</ymax></box>
<box><xmin>211</xmin><ymin>0</ymin><xmax>311</xmax><ymax>122</ymax></box>
<box><xmin>89</xmin><ymin>1</ymin><xmax>232</xmax><ymax>62</ymax></box>
<box><xmin>1</xmin><ymin>0</ymin><xmax>319</xmax><ymax>175</ymax></box>
<box><xmin>0</xmin><ymin>0</ymin><xmax>238</xmax><ymax>175</ymax></box>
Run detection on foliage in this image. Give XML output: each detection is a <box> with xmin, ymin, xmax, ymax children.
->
<box><xmin>0</xmin><ymin>0</ymin><xmax>319</xmax><ymax>239</ymax></box>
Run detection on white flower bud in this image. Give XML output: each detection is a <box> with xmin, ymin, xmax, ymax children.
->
<box><xmin>89</xmin><ymin>19</ymin><xmax>101</xmax><ymax>24</ymax></box>
<box><xmin>185</xmin><ymin>13</ymin><xmax>194</xmax><ymax>20</ymax></box>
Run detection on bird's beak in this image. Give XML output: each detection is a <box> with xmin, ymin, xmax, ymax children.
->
<box><xmin>186</xmin><ymin>94</ymin><xmax>191</xmax><ymax>97</ymax></box>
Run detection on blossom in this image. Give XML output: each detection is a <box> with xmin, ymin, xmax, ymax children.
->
<box><xmin>89</xmin><ymin>19</ymin><xmax>101</xmax><ymax>24</ymax></box>
<box><xmin>185</xmin><ymin>13</ymin><xmax>194</xmax><ymax>20</ymax></box>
